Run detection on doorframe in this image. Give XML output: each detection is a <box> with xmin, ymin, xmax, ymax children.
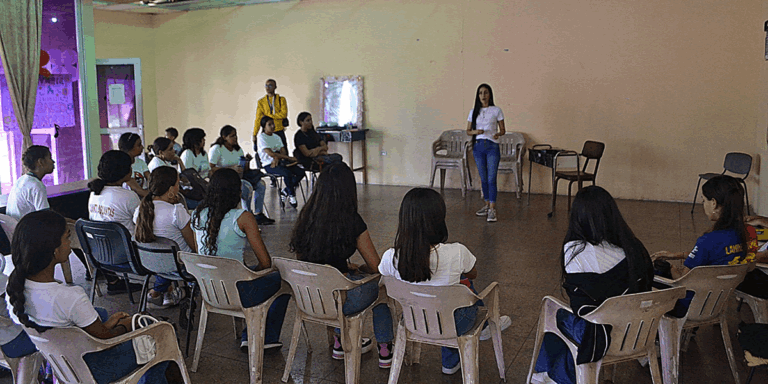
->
<box><xmin>94</xmin><ymin>58</ymin><xmax>145</xmax><ymax>149</ymax></box>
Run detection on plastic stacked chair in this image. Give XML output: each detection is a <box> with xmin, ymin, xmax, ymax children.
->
<box><xmin>430</xmin><ymin>130</ymin><xmax>473</xmax><ymax>197</ymax></box>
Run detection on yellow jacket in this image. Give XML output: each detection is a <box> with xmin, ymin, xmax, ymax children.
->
<box><xmin>253</xmin><ymin>94</ymin><xmax>288</xmax><ymax>135</ymax></box>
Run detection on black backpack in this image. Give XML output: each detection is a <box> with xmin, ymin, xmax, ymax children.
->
<box><xmin>179</xmin><ymin>168</ymin><xmax>209</xmax><ymax>201</ymax></box>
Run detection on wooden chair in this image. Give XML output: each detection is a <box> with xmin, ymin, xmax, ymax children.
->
<box><xmin>273</xmin><ymin>257</ymin><xmax>388</xmax><ymax>384</ymax></box>
<box><xmin>430</xmin><ymin>130</ymin><xmax>473</xmax><ymax>197</ymax></box>
<box><xmin>382</xmin><ymin>276</ymin><xmax>506</xmax><ymax>383</ymax></box>
<box><xmin>179</xmin><ymin>252</ymin><xmax>293</xmax><ymax>384</ymax></box>
<box><xmin>553</xmin><ymin>141</ymin><xmax>605</xmax><ymax>211</ymax></box>
<box><xmin>526</xmin><ymin>287</ymin><xmax>686</xmax><ymax>384</ymax></box>
<box><xmin>655</xmin><ymin>264</ymin><xmax>749</xmax><ymax>384</ymax></box>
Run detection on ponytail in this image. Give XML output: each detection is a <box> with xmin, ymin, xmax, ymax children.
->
<box><xmin>135</xmin><ymin>192</ymin><xmax>157</xmax><ymax>243</ymax></box>
<box><xmin>7</xmin><ymin>211</ymin><xmax>67</xmax><ymax>333</ymax></box>
<box><xmin>89</xmin><ymin>151</ymin><xmax>132</xmax><ymax>195</ymax></box>
<box><xmin>87</xmin><ymin>179</ymin><xmax>107</xmax><ymax>195</ymax></box>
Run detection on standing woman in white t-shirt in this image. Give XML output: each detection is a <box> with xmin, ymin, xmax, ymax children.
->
<box><xmin>118</xmin><ymin>132</ymin><xmax>150</xmax><ymax>198</ymax></box>
<box><xmin>134</xmin><ymin>167</ymin><xmax>196</xmax><ymax>309</ymax></box>
<box><xmin>466</xmin><ymin>83</ymin><xmax>505</xmax><ymax>222</ymax></box>
<box><xmin>379</xmin><ymin>188</ymin><xmax>511</xmax><ymax>375</ymax></box>
<box><xmin>5</xmin><ymin>210</ymin><xmax>172</xmax><ymax>383</ymax></box>
<box><xmin>148</xmin><ymin>137</ymin><xmax>185</xmax><ymax>173</ymax></box>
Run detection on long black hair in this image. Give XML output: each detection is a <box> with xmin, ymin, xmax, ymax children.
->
<box><xmin>192</xmin><ymin>168</ymin><xmax>241</xmax><ymax>256</ymax></box>
<box><xmin>563</xmin><ymin>186</ymin><xmax>652</xmax><ymax>293</ymax></box>
<box><xmin>88</xmin><ymin>150</ymin><xmax>132</xmax><ymax>195</ymax></box>
<box><xmin>392</xmin><ymin>188</ymin><xmax>449</xmax><ymax>283</ymax></box>
<box><xmin>213</xmin><ymin>125</ymin><xmax>240</xmax><ymax>151</ymax></box>
<box><xmin>290</xmin><ymin>163</ymin><xmax>359</xmax><ymax>264</ymax></box>
<box><xmin>183</xmin><ymin>128</ymin><xmax>206</xmax><ymax>156</ymax></box>
<box><xmin>702</xmin><ymin>175</ymin><xmax>747</xmax><ymax>252</ymax></box>
<box><xmin>21</xmin><ymin>145</ymin><xmax>51</xmax><ymax>171</ymax></box>
<box><xmin>469</xmin><ymin>83</ymin><xmax>495</xmax><ymax>145</ymax></box>
<box><xmin>7</xmin><ymin>210</ymin><xmax>67</xmax><ymax>332</ymax></box>
<box><xmin>135</xmin><ymin>167</ymin><xmax>178</xmax><ymax>243</ymax></box>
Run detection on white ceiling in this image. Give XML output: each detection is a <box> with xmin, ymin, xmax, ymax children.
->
<box><xmin>93</xmin><ymin>0</ymin><xmax>293</xmax><ymax>14</ymax></box>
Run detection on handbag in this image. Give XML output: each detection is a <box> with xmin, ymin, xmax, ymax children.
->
<box><xmin>131</xmin><ymin>314</ymin><xmax>158</xmax><ymax>364</ymax></box>
<box><xmin>180</xmin><ymin>168</ymin><xmax>209</xmax><ymax>201</ymax></box>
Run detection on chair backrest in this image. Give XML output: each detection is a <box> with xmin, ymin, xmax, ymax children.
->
<box><xmin>580</xmin><ymin>140</ymin><xmax>605</xmax><ymax>174</ymax></box>
<box><xmin>723</xmin><ymin>152</ymin><xmax>752</xmax><ymax>178</ymax></box>
<box><xmin>74</xmin><ymin>219</ymin><xmax>146</xmax><ymax>275</ymax></box>
<box><xmin>673</xmin><ymin>263</ymin><xmax>749</xmax><ymax>323</ymax></box>
<box><xmin>24</xmin><ymin>326</ymin><xmax>99</xmax><ymax>384</ymax></box>
<box><xmin>134</xmin><ymin>237</ymin><xmax>182</xmax><ymax>276</ymax></box>
<box><xmin>0</xmin><ymin>214</ymin><xmax>18</xmax><ymax>239</ymax></box>
<box><xmin>581</xmin><ymin>287</ymin><xmax>686</xmax><ymax>359</ymax></box>
<box><xmin>498</xmin><ymin>132</ymin><xmax>525</xmax><ymax>161</ymax></box>
<box><xmin>434</xmin><ymin>130</ymin><xmax>470</xmax><ymax>158</ymax></box>
<box><xmin>272</xmin><ymin>257</ymin><xmax>361</xmax><ymax>321</ymax></box>
<box><xmin>179</xmin><ymin>252</ymin><xmax>260</xmax><ymax>311</ymax></box>
<box><xmin>382</xmin><ymin>276</ymin><xmax>479</xmax><ymax>341</ymax></box>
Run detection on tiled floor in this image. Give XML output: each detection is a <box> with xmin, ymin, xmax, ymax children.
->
<box><xmin>6</xmin><ymin>184</ymin><xmax>767</xmax><ymax>383</ymax></box>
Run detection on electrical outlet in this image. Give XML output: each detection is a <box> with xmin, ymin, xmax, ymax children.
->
<box><xmin>381</xmin><ymin>150</ymin><xmax>387</xmax><ymax>156</ymax></box>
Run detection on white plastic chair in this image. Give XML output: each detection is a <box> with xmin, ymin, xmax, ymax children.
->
<box><xmin>430</xmin><ymin>130</ymin><xmax>473</xmax><ymax>197</ymax></box>
<box><xmin>656</xmin><ymin>263</ymin><xmax>749</xmax><ymax>384</ymax></box>
<box><xmin>273</xmin><ymin>257</ymin><xmax>389</xmax><ymax>384</ymax></box>
<box><xmin>381</xmin><ymin>276</ymin><xmax>506</xmax><ymax>383</ymax></box>
<box><xmin>497</xmin><ymin>132</ymin><xmax>526</xmax><ymax>199</ymax></box>
<box><xmin>526</xmin><ymin>287</ymin><xmax>686</xmax><ymax>384</ymax></box>
<box><xmin>179</xmin><ymin>252</ymin><xmax>293</xmax><ymax>384</ymax></box>
<box><xmin>0</xmin><ymin>316</ymin><xmax>44</xmax><ymax>384</ymax></box>
<box><xmin>735</xmin><ymin>289</ymin><xmax>768</xmax><ymax>323</ymax></box>
<box><xmin>24</xmin><ymin>322</ymin><xmax>191</xmax><ymax>384</ymax></box>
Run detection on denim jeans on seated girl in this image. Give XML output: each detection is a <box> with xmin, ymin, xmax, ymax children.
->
<box><xmin>240</xmin><ymin>179</ymin><xmax>266</xmax><ymax>215</ymax></box>
<box><xmin>334</xmin><ymin>273</ymin><xmax>394</xmax><ymax>344</ymax></box>
<box><xmin>236</xmin><ymin>270</ymin><xmax>290</xmax><ymax>344</ymax></box>
<box><xmin>82</xmin><ymin>307</ymin><xmax>170</xmax><ymax>384</ymax></box>
<box><xmin>472</xmin><ymin>139</ymin><xmax>500</xmax><ymax>203</ymax></box>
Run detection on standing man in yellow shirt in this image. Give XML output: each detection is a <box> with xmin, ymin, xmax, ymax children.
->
<box><xmin>253</xmin><ymin>79</ymin><xmax>289</xmax><ymax>150</ymax></box>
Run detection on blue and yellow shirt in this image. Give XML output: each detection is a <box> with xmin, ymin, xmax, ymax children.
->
<box><xmin>684</xmin><ymin>225</ymin><xmax>758</xmax><ymax>269</ymax></box>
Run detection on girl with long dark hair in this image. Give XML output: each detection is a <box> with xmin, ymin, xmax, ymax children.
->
<box><xmin>5</xmin><ymin>210</ymin><xmax>171</xmax><ymax>383</ymax></box>
<box><xmin>289</xmin><ymin>162</ymin><xmax>393</xmax><ymax>368</ymax></box>
<box><xmin>293</xmin><ymin>112</ymin><xmax>342</xmax><ymax>170</ymax></box>
<box><xmin>466</xmin><ymin>83</ymin><xmax>506</xmax><ymax>222</ymax></box>
<box><xmin>378</xmin><ymin>188</ymin><xmax>511</xmax><ymax>375</ymax></box>
<box><xmin>118</xmin><ymin>132</ymin><xmax>150</xmax><ymax>198</ymax></box>
<box><xmin>6</xmin><ymin>145</ymin><xmax>54</xmax><ymax>220</ymax></box>
<box><xmin>134</xmin><ymin>167</ymin><xmax>196</xmax><ymax>309</ymax></box>
<box><xmin>180</xmin><ymin>128</ymin><xmax>210</xmax><ymax>178</ymax></box>
<box><xmin>191</xmin><ymin>168</ymin><xmax>288</xmax><ymax>352</ymax></box>
<box><xmin>209</xmin><ymin>125</ymin><xmax>273</xmax><ymax>225</ymax></box>
<box><xmin>531</xmin><ymin>186</ymin><xmax>653</xmax><ymax>384</ymax></box>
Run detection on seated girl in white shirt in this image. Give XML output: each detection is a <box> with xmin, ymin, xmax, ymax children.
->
<box><xmin>5</xmin><ymin>210</ymin><xmax>174</xmax><ymax>384</ymax></box>
<box><xmin>379</xmin><ymin>188</ymin><xmax>511</xmax><ymax>375</ymax></box>
<box><xmin>179</xmin><ymin>128</ymin><xmax>211</xmax><ymax>178</ymax></box>
<box><xmin>134</xmin><ymin>167</ymin><xmax>197</xmax><ymax>309</ymax></box>
<box><xmin>257</xmin><ymin>116</ymin><xmax>305</xmax><ymax>209</ymax></box>
<box><xmin>148</xmin><ymin>137</ymin><xmax>185</xmax><ymax>173</ymax></box>
<box><xmin>6</xmin><ymin>145</ymin><xmax>53</xmax><ymax>220</ymax></box>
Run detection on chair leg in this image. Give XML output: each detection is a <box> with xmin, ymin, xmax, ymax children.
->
<box><xmin>185</xmin><ymin>283</ymin><xmax>198</xmax><ymax>357</ymax></box>
<box><xmin>743</xmin><ymin>180</ymin><xmax>751</xmax><ymax>215</ymax></box>
<box><xmin>282</xmin><ymin>316</ymin><xmax>304</xmax><ymax>382</ymax></box>
<box><xmin>658</xmin><ymin>316</ymin><xmax>685</xmax><ymax>384</ymax></box>
<box><xmin>139</xmin><ymin>275</ymin><xmax>152</xmax><ymax>313</ymax></box>
<box><xmin>244</xmin><ymin>306</ymin><xmax>268</xmax><ymax>384</ymax></box>
<box><xmin>691</xmin><ymin>177</ymin><xmax>703</xmax><ymax>214</ymax></box>
<box><xmin>90</xmin><ymin>269</ymin><xmax>100</xmax><ymax>304</ymax></box>
<box><xmin>440</xmin><ymin>169</ymin><xmax>446</xmax><ymax>191</ymax></box>
<box><xmin>647</xmin><ymin>345</ymin><xmax>663</xmax><ymax>384</ymax></box>
<box><xmin>575</xmin><ymin>361</ymin><xmax>601</xmax><ymax>384</ymax></box>
<box><xmin>123</xmin><ymin>273</ymin><xmax>135</xmax><ymax>304</ymax></box>
<box><xmin>745</xmin><ymin>367</ymin><xmax>756</xmax><ymax>384</ymax></box>
<box><xmin>387</xmin><ymin>323</ymin><xmax>408</xmax><ymax>384</ymax></box>
<box><xmin>190</xmin><ymin>304</ymin><xmax>210</xmax><ymax>372</ymax></box>
<box><xmin>341</xmin><ymin>318</ymin><xmax>364</xmax><ymax>384</ymax></box>
<box><xmin>457</xmin><ymin>337</ymin><xmax>480</xmax><ymax>384</ymax></box>
<box><xmin>232</xmin><ymin>317</ymin><xmax>240</xmax><ymax>339</ymax></box>
<box><xmin>300</xmin><ymin>322</ymin><xmax>312</xmax><ymax>353</ymax></box>
<box><xmin>459</xmin><ymin>163</ymin><xmax>467</xmax><ymax>197</ymax></box>
<box><xmin>719</xmin><ymin>318</ymin><xmax>741</xmax><ymax>384</ymax></box>
<box><xmin>567</xmin><ymin>180</ymin><xmax>574</xmax><ymax>211</ymax></box>
<box><xmin>489</xmin><ymin>316</ymin><xmax>506</xmax><ymax>380</ymax></box>
<box><xmin>429</xmin><ymin>164</ymin><xmax>437</xmax><ymax>188</ymax></box>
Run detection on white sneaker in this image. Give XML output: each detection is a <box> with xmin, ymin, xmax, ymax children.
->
<box><xmin>162</xmin><ymin>286</ymin><xmax>186</xmax><ymax>308</ymax></box>
<box><xmin>531</xmin><ymin>372</ymin><xmax>557</xmax><ymax>384</ymax></box>
<box><xmin>289</xmin><ymin>195</ymin><xmax>298</xmax><ymax>208</ymax></box>
<box><xmin>475</xmin><ymin>205</ymin><xmax>489</xmax><ymax>216</ymax></box>
<box><xmin>486</xmin><ymin>208</ymin><xmax>497</xmax><ymax>222</ymax></box>
<box><xmin>480</xmin><ymin>315</ymin><xmax>511</xmax><ymax>341</ymax></box>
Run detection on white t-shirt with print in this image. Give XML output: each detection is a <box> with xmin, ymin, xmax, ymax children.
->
<box><xmin>6</xmin><ymin>174</ymin><xmax>49</xmax><ymax>220</ymax></box>
<box><xmin>88</xmin><ymin>186</ymin><xmax>141</xmax><ymax>235</ymax></box>
<box><xmin>209</xmin><ymin>144</ymin><xmax>244</xmax><ymax>168</ymax></box>
<box><xmin>181</xmin><ymin>150</ymin><xmax>211</xmax><ymax>178</ymax></box>
<box><xmin>133</xmin><ymin>200</ymin><xmax>193</xmax><ymax>253</ymax></box>
<box><xmin>148</xmin><ymin>157</ymin><xmax>175</xmax><ymax>173</ymax></box>
<box><xmin>467</xmin><ymin>106</ymin><xmax>505</xmax><ymax>143</ymax></box>
<box><xmin>379</xmin><ymin>242</ymin><xmax>477</xmax><ymax>286</ymax></box>
<box><xmin>257</xmin><ymin>132</ymin><xmax>284</xmax><ymax>167</ymax></box>
<box><xmin>131</xmin><ymin>158</ymin><xmax>150</xmax><ymax>190</ymax></box>
<box><xmin>6</xmin><ymin>280</ymin><xmax>99</xmax><ymax>329</ymax></box>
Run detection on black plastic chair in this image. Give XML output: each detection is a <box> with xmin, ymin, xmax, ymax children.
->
<box><xmin>75</xmin><ymin>219</ymin><xmax>151</xmax><ymax>311</ymax></box>
<box><xmin>134</xmin><ymin>237</ymin><xmax>199</xmax><ymax>356</ymax></box>
<box><xmin>553</xmin><ymin>140</ymin><xmax>606</xmax><ymax>211</ymax></box>
<box><xmin>691</xmin><ymin>152</ymin><xmax>752</xmax><ymax>214</ymax></box>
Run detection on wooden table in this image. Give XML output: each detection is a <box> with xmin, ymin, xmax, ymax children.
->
<box><xmin>318</xmin><ymin>129</ymin><xmax>369</xmax><ymax>184</ymax></box>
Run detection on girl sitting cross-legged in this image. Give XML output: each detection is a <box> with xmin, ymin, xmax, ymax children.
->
<box><xmin>191</xmin><ymin>168</ymin><xmax>289</xmax><ymax>352</ymax></box>
<box><xmin>5</xmin><ymin>210</ymin><xmax>176</xmax><ymax>384</ymax></box>
<box><xmin>378</xmin><ymin>187</ymin><xmax>512</xmax><ymax>375</ymax></box>
<box><xmin>134</xmin><ymin>167</ymin><xmax>197</xmax><ymax>309</ymax></box>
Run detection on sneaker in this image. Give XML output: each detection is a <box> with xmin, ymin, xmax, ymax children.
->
<box><xmin>486</xmin><ymin>208</ymin><xmax>497</xmax><ymax>222</ymax></box>
<box><xmin>289</xmin><ymin>195</ymin><xmax>298</xmax><ymax>208</ymax></box>
<box><xmin>332</xmin><ymin>335</ymin><xmax>373</xmax><ymax>360</ymax></box>
<box><xmin>442</xmin><ymin>363</ymin><xmax>460</xmax><ymax>375</ymax></box>
<box><xmin>146</xmin><ymin>292</ymin><xmax>167</xmax><ymax>309</ymax></box>
<box><xmin>480</xmin><ymin>315</ymin><xmax>512</xmax><ymax>341</ymax></box>
<box><xmin>279</xmin><ymin>188</ymin><xmax>289</xmax><ymax>204</ymax></box>
<box><xmin>378</xmin><ymin>342</ymin><xmax>393</xmax><ymax>369</ymax></box>
<box><xmin>531</xmin><ymin>372</ymin><xmax>557</xmax><ymax>384</ymax></box>
<box><xmin>106</xmin><ymin>280</ymin><xmax>143</xmax><ymax>295</ymax></box>
<box><xmin>264</xmin><ymin>341</ymin><xmax>283</xmax><ymax>350</ymax></box>
<box><xmin>475</xmin><ymin>205</ymin><xmax>489</xmax><ymax>216</ymax></box>
<box><xmin>162</xmin><ymin>286</ymin><xmax>186</xmax><ymax>308</ymax></box>
<box><xmin>240</xmin><ymin>340</ymin><xmax>248</xmax><ymax>353</ymax></box>
<box><xmin>254</xmin><ymin>213</ymin><xmax>275</xmax><ymax>225</ymax></box>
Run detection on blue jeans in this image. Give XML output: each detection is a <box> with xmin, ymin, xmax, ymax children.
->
<box><xmin>473</xmin><ymin>139</ymin><xmax>500</xmax><ymax>203</ymax></box>
<box><xmin>240</xmin><ymin>179</ymin><xmax>266</xmax><ymax>214</ymax></box>
<box><xmin>83</xmin><ymin>308</ymin><xmax>169</xmax><ymax>384</ymax></box>
<box><xmin>442</xmin><ymin>277</ymin><xmax>484</xmax><ymax>369</ymax></box>
<box><xmin>336</xmin><ymin>273</ymin><xmax>394</xmax><ymax>343</ymax></box>
<box><xmin>236</xmin><ymin>270</ymin><xmax>290</xmax><ymax>344</ymax></box>
<box><xmin>264</xmin><ymin>164</ymin><xmax>306</xmax><ymax>196</ymax></box>
<box><xmin>534</xmin><ymin>309</ymin><xmax>592</xmax><ymax>384</ymax></box>
<box><xmin>0</xmin><ymin>330</ymin><xmax>36</xmax><ymax>358</ymax></box>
